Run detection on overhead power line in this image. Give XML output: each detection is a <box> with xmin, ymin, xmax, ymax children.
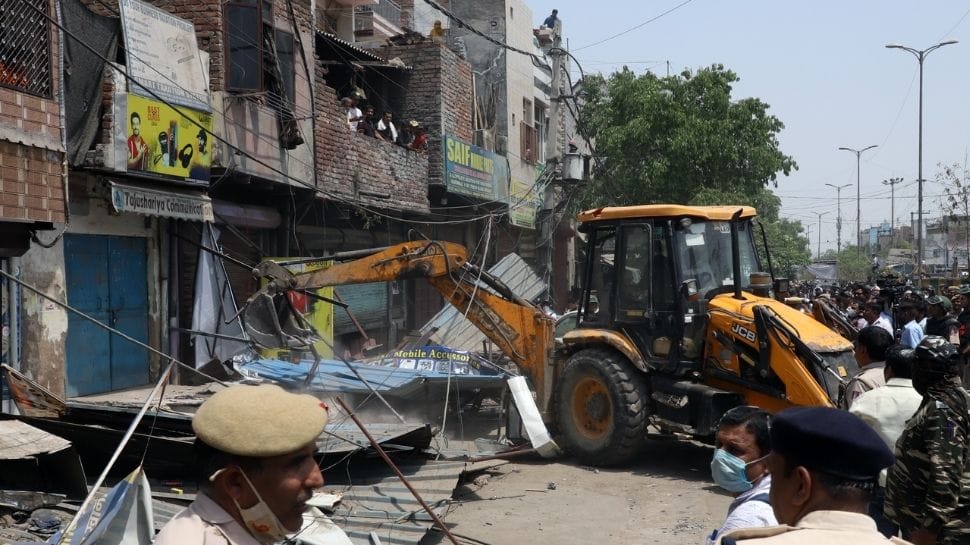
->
<box><xmin>573</xmin><ymin>0</ymin><xmax>698</xmax><ymax>52</ymax></box>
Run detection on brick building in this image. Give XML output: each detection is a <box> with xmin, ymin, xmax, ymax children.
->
<box><xmin>3</xmin><ymin>0</ymin><xmax>563</xmax><ymax>398</ymax></box>
<box><xmin>1</xmin><ymin>0</ymin><xmax>69</xmax><ymax>394</ymax></box>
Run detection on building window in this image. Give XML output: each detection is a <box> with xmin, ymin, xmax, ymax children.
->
<box><xmin>224</xmin><ymin>0</ymin><xmax>279</xmax><ymax>92</ymax></box>
<box><xmin>0</xmin><ymin>0</ymin><xmax>52</xmax><ymax>97</ymax></box>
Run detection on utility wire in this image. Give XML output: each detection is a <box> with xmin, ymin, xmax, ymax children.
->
<box><xmin>573</xmin><ymin>0</ymin><xmax>697</xmax><ymax>52</ymax></box>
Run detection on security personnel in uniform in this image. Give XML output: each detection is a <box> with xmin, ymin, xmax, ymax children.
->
<box><xmin>716</xmin><ymin>407</ymin><xmax>909</xmax><ymax>545</ymax></box>
<box><xmin>885</xmin><ymin>336</ymin><xmax>970</xmax><ymax>545</ymax></box>
<box><xmin>153</xmin><ymin>384</ymin><xmax>334</xmax><ymax>545</ymax></box>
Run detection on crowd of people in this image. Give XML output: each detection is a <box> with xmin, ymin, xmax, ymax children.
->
<box><xmin>340</xmin><ymin>96</ymin><xmax>427</xmax><ymax>152</ymax></box>
<box><xmin>705</xmin><ymin>277</ymin><xmax>970</xmax><ymax>544</ymax></box>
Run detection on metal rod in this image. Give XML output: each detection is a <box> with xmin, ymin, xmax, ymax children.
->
<box><xmin>334</xmin><ymin>396</ymin><xmax>461</xmax><ymax>545</ymax></box>
<box><xmin>57</xmin><ymin>361</ymin><xmax>176</xmax><ymax>545</ymax></box>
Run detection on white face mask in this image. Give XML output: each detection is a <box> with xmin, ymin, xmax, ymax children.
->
<box><xmin>231</xmin><ymin>470</ymin><xmax>292</xmax><ymax>544</ymax></box>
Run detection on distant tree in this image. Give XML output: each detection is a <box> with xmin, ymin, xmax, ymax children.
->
<box><xmin>937</xmin><ymin>161</ymin><xmax>970</xmax><ymax>273</ymax></box>
<box><xmin>575</xmin><ymin>64</ymin><xmax>797</xmax><ymax>207</ymax></box>
<box><xmin>573</xmin><ymin>65</ymin><xmax>806</xmax><ymax>275</ymax></box>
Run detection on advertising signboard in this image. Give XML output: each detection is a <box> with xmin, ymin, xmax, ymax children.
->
<box><xmin>124</xmin><ymin>94</ymin><xmax>212</xmax><ymax>182</ymax></box>
<box><xmin>443</xmin><ymin>135</ymin><xmax>509</xmax><ymax>201</ymax></box>
<box><xmin>118</xmin><ymin>0</ymin><xmax>210</xmax><ymax>111</ymax></box>
<box><xmin>509</xmin><ymin>178</ymin><xmax>541</xmax><ymax>229</ymax></box>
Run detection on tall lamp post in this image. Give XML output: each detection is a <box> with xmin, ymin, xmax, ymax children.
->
<box><xmin>825</xmin><ymin>182</ymin><xmax>853</xmax><ymax>253</ymax></box>
<box><xmin>886</xmin><ymin>39</ymin><xmax>958</xmax><ymax>267</ymax></box>
<box><xmin>838</xmin><ymin>145</ymin><xmax>878</xmax><ymax>255</ymax></box>
<box><xmin>883</xmin><ymin>177</ymin><xmax>904</xmax><ymax>245</ymax></box>
<box><xmin>813</xmin><ymin>211</ymin><xmax>828</xmax><ymax>259</ymax></box>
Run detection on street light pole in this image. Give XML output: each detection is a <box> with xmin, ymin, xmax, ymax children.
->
<box><xmin>838</xmin><ymin>145</ymin><xmax>878</xmax><ymax>255</ymax></box>
<box><xmin>814</xmin><ymin>211</ymin><xmax>828</xmax><ymax>259</ymax></box>
<box><xmin>887</xmin><ymin>39</ymin><xmax>958</xmax><ymax>267</ymax></box>
<box><xmin>825</xmin><ymin>182</ymin><xmax>854</xmax><ymax>254</ymax></box>
<box><xmin>883</xmin><ymin>177</ymin><xmax>904</xmax><ymax>245</ymax></box>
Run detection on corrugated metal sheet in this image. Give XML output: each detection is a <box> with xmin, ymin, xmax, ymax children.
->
<box><xmin>334</xmin><ymin>283</ymin><xmax>388</xmax><ymax>335</ymax></box>
<box><xmin>323</xmin><ymin>459</ymin><xmax>505</xmax><ymax>545</ymax></box>
<box><xmin>420</xmin><ymin>253</ymin><xmax>546</xmax><ymax>352</ymax></box>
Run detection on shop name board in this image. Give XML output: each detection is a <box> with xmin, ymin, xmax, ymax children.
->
<box><xmin>110</xmin><ymin>182</ymin><xmax>214</xmax><ymax>222</ymax></box>
<box><xmin>443</xmin><ymin>136</ymin><xmax>509</xmax><ymax>201</ymax></box>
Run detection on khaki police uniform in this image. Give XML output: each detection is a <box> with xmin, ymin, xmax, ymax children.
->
<box><xmin>152</xmin><ymin>384</ymin><xmax>331</xmax><ymax>545</ymax></box>
<box><xmin>716</xmin><ymin>510</ymin><xmax>911</xmax><ymax>545</ymax></box>
<box><xmin>153</xmin><ymin>491</ymin><xmax>263</xmax><ymax>545</ymax></box>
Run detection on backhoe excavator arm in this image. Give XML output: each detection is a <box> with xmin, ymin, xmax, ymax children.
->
<box><xmin>248</xmin><ymin>240</ymin><xmax>556</xmax><ymax>413</ymax></box>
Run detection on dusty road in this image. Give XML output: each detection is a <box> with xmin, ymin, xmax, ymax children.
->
<box><xmin>424</xmin><ymin>435</ymin><xmax>731</xmax><ymax>545</ymax></box>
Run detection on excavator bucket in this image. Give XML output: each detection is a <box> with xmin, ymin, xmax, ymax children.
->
<box><xmin>240</xmin><ymin>288</ymin><xmax>316</xmax><ymax>350</ymax></box>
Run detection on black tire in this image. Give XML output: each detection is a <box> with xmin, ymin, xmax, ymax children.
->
<box><xmin>553</xmin><ymin>348</ymin><xmax>650</xmax><ymax>466</ymax></box>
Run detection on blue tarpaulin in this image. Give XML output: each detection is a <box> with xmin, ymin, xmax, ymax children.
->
<box><xmin>235</xmin><ymin>354</ymin><xmax>507</xmax><ymax>400</ymax></box>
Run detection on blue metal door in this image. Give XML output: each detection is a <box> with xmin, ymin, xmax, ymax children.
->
<box><xmin>65</xmin><ymin>234</ymin><xmax>149</xmax><ymax>396</ymax></box>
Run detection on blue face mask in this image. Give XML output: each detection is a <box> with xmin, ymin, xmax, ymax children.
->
<box><xmin>710</xmin><ymin>448</ymin><xmax>767</xmax><ymax>493</ymax></box>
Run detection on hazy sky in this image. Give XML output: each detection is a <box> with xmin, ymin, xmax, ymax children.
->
<box><xmin>525</xmin><ymin>0</ymin><xmax>970</xmax><ymax>256</ymax></box>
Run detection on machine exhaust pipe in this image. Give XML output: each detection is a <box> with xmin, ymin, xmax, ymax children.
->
<box><xmin>731</xmin><ymin>209</ymin><xmax>744</xmax><ymax>300</ymax></box>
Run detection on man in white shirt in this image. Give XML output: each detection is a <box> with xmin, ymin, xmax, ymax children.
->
<box><xmin>850</xmin><ymin>346</ymin><xmax>922</xmax><ymax>537</ymax></box>
<box><xmin>861</xmin><ymin>302</ymin><xmax>893</xmax><ymax>336</ymax></box>
<box><xmin>342</xmin><ymin>97</ymin><xmax>363</xmax><ymax>132</ymax></box>
<box><xmin>706</xmin><ymin>406</ymin><xmax>775</xmax><ymax>545</ymax></box>
<box><xmin>843</xmin><ymin>326</ymin><xmax>894</xmax><ymax>409</ymax></box>
<box><xmin>376</xmin><ymin>111</ymin><xmax>398</xmax><ymax>143</ymax></box>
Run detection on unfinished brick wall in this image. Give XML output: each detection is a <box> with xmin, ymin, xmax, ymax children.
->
<box><xmin>378</xmin><ymin>41</ymin><xmax>472</xmax><ymax>187</ymax></box>
<box><xmin>313</xmin><ymin>74</ymin><xmax>430</xmax><ymax>214</ymax></box>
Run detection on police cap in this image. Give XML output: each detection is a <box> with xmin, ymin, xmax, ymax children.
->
<box><xmin>915</xmin><ymin>336</ymin><xmax>962</xmax><ymax>373</ymax></box>
<box><xmin>193</xmin><ymin>384</ymin><xmax>329</xmax><ymax>457</ymax></box>
<box><xmin>770</xmin><ymin>406</ymin><xmax>893</xmax><ymax>481</ymax></box>
<box><xmin>959</xmin><ymin>286</ymin><xmax>970</xmax><ymax>296</ymax></box>
<box><xmin>926</xmin><ymin>295</ymin><xmax>953</xmax><ymax>311</ymax></box>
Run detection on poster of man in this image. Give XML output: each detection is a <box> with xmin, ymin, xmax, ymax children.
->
<box><xmin>124</xmin><ymin>95</ymin><xmax>212</xmax><ymax>183</ymax></box>
<box><xmin>126</xmin><ymin>112</ymin><xmax>148</xmax><ymax>170</ymax></box>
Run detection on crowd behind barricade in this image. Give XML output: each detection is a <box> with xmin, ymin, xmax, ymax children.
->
<box><xmin>340</xmin><ymin>95</ymin><xmax>428</xmax><ymax>153</ymax></box>
<box><xmin>704</xmin><ymin>276</ymin><xmax>970</xmax><ymax>545</ymax></box>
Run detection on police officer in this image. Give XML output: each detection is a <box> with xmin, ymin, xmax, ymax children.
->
<box><xmin>924</xmin><ymin>296</ymin><xmax>959</xmax><ymax>344</ymax></box>
<box><xmin>885</xmin><ymin>336</ymin><xmax>970</xmax><ymax>545</ymax></box>
<box><xmin>153</xmin><ymin>384</ymin><xmax>335</xmax><ymax>545</ymax></box>
<box><xmin>717</xmin><ymin>407</ymin><xmax>907</xmax><ymax>545</ymax></box>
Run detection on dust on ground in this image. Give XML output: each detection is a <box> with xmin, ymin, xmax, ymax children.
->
<box><xmin>422</xmin><ymin>435</ymin><xmax>732</xmax><ymax>545</ymax></box>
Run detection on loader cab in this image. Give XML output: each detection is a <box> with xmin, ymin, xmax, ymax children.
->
<box><xmin>576</xmin><ymin>210</ymin><xmax>763</xmax><ymax>370</ymax></box>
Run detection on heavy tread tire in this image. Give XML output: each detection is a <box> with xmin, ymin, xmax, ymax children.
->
<box><xmin>553</xmin><ymin>348</ymin><xmax>650</xmax><ymax>466</ymax></box>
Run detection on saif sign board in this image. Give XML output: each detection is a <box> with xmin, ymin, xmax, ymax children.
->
<box><xmin>123</xmin><ymin>94</ymin><xmax>212</xmax><ymax>182</ymax></box>
<box><xmin>119</xmin><ymin>0</ymin><xmax>210</xmax><ymax>111</ymax></box>
<box><xmin>443</xmin><ymin>136</ymin><xmax>509</xmax><ymax>201</ymax></box>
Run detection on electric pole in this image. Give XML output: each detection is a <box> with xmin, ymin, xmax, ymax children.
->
<box><xmin>539</xmin><ymin>19</ymin><xmax>563</xmax><ymax>305</ymax></box>
<box><xmin>883</xmin><ymin>177</ymin><xmax>904</xmax><ymax>245</ymax></box>
<box><xmin>825</xmin><ymin>183</ymin><xmax>852</xmax><ymax>254</ymax></box>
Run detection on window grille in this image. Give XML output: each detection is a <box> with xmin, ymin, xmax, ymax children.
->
<box><xmin>0</xmin><ymin>0</ymin><xmax>53</xmax><ymax>97</ymax></box>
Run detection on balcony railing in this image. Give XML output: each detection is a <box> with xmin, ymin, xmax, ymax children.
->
<box><xmin>354</xmin><ymin>0</ymin><xmax>401</xmax><ymax>35</ymax></box>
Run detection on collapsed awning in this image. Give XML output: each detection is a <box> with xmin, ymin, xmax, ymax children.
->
<box><xmin>107</xmin><ymin>180</ymin><xmax>214</xmax><ymax>222</ymax></box>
